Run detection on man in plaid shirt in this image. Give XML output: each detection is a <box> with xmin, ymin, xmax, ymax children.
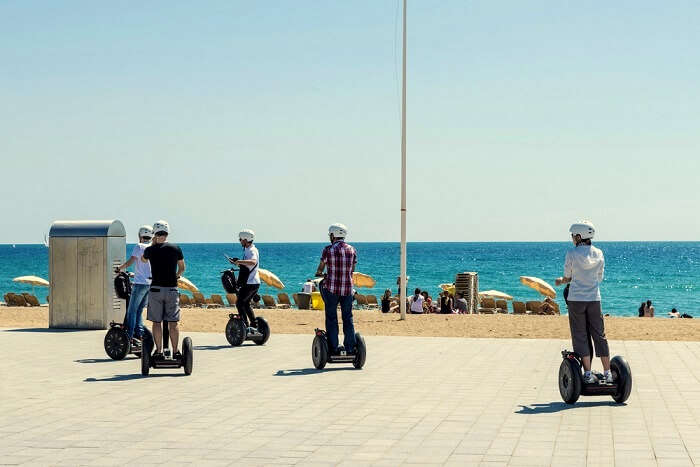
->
<box><xmin>315</xmin><ymin>223</ymin><xmax>357</xmax><ymax>354</ymax></box>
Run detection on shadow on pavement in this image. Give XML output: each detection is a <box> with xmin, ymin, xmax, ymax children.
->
<box><xmin>75</xmin><ymin>358</ymin><xmax>136</xmax><ymax>364</ymax></box>
<box><xmin>194</xmin><ymin>345</ymin><xmax>231</xmax><ymax>351</ymax></box>
<box><xmin>3</xmin><ymin>328</ymin><xmax>85</xmax><ymax>333</ymax></box>
<box><xmin>515</xmin><ymin>400</ymin><xmax>621</xmax><ymax>414</ymax></box>
<box><xmin>274</xmin><ymin>368</ymin><xmax>355</xmax><ymax>376</ymax></box>
<box><xmin>85</xmin><ymin>373</ymin><xmax>184</xmax><ymax>382</ymax></box>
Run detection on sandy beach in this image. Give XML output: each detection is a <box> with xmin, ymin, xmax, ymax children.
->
<box><xmin>1</xmin><ymin>306</ymin><xmax>699</xmax><ymax>341</ymax></box>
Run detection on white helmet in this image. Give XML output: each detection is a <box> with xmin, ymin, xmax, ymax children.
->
<box><xmin>138</xmin><ymin>225</ymin><xmax>153</xmax><ymax>239</ymax></box>
<box><xmin>153</xmin><ymin>220</ymin><xmax>170</xmax><ymax>235</ymax></box>
<box><xmin>569</xmin><ymin>220</ymin><xmax>595</xmax><ymax>240</ymax></box>
<box><xmin>239</xmin><ymin>229</ymin><xmax>255</xmax><ymax>242</ymax></box>
<box><xmin>328</xmin><ymin>223</ymin><xmax>348</xmax><ymax>238</ymax></box>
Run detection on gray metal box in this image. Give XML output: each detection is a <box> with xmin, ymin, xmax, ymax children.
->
<box><xmin>48</xmin><ymin>220</ymin><xmax>126</xmax><ymax>329</ymax></box>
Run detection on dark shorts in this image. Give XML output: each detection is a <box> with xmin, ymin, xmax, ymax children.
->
<box><xmin>147</xmin><ymin>287</ymin><xmax>180</xmax><ymax>323</ymax></box>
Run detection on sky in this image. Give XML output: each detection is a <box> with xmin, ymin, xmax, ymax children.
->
<box><xmin>1</xmin><ymin>1</ymin><xmax>700</xmax><ymax>243</ymax></box>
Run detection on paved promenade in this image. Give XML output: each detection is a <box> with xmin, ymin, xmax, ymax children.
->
<box><xmin>1</xmin><ymin>329</ymin><xmax>699</xmax><ymax>466</ymax></box>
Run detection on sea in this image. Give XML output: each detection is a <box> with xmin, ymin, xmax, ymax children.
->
<box><xmin>1</xmin><ymin>242</ymin><xmax>697</xmax><ymax>317</ymax></box>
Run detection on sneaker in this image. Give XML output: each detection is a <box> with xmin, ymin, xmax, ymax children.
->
<box><xmin>604</xmin><ymin>371</ymin><xmax>614</xmax><ymax>384</ymax></box>
<box><xmin>583</xmin><ymin>372</ymin><xmax>598</xmax><ymax>384</ymax></box>
<box><xmin>174</xmin><ymin>351</ymin><xmax>182</xmax><ymax>360</ymax></box>
<box><xmin>152</xmin><ymin>351</ymin><xmax>163</xmax><ymax>360</ymax></box>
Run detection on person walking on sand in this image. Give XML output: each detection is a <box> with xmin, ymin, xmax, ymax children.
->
<box><xmin>555</xmin><ymin>220</ymin><xmax>613</xmax><ymax>384</ymax></box>
<box><xmin>228</xmin><ymin>229</ymin><xmax>261</xmax><ymax>332</ymax></box>
<box><xmin>315</xmin><ymin>223</ymin><xmax>357</xmax><ymax>355</ymax></box>
<box><xmin>142</xmin><ymin>220</ymin><xmax>185</xmax><ymax>358</ymax></box>
<box><xmin>116</xmin><ymin>225</ymin><xmax>153</xmax><ymax>344</ymax></box>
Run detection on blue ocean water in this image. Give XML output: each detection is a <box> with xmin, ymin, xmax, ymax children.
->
<box><xmin>1</xmin><ymin>242</ymin><xmax>697</xmax><ymax>317</ymax></box>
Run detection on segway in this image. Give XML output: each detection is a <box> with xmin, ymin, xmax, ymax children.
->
<box><xmin>312</xmin><ymin>329</ymin><xmax>366</xmax><ymax>369</ymax></box>
<box><xmin>221</xmin><ymin>266</ymin><xmax>271</xmax><ymax>347</ymax></box>
<box><xmin>104</xmin><ymin>271</ymin><xmax>152</xmax><ymax>360</ymax></box>
<box><xmin>141</xmin><ymin>321</ymin><xmax>193</xmax><ymax>376</ymax></box>
<box><xmin>558</xmin><ymin>284</ymin><xmax>632</xmax><ymax>404</ymax></box>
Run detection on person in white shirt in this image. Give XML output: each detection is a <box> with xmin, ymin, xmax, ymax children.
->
<box><xmin>556</xmin><ymin>220</ymin><xmax>612</xmax><ymax>384</ymax></box>
<box><xmin>303</xmin><ymin>279</ymin><xmax>315</xmax><ymax>293</ymax></box>
<box><xmin>409</xmin><ymin>288</ymin><xmax>424</xmax><ymax>314</ymax></box>
<box><xmin>228</xmin><ymin>229</ymin><xmax>261</xmax><ymax>330</ymax></box>
<box><xmin>116</xmin><ymin>225</ymin><xmax>153</xmax><ymax>342</ymax></box>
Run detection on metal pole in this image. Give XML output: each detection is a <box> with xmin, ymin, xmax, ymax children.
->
<box><xmin>399</xmin><ymin>0</ymin><xmax>407</xmax><ymax>320</ymax></box>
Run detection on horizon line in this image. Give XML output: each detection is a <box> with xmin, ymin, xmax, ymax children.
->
<box><xmin>2</xmin><ymin>240</ymin><xmax>699</xmax><ymax>246</ymax></box>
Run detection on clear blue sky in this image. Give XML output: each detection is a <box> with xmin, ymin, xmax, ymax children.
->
<box><xmin>2</xmin><ymin>1</ymin><xmax>699</xmax><ymax>243</ymax></box>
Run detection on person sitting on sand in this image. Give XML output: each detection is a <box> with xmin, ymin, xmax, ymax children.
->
<box><xmin>381</xmin><ymin>289</ymin><xmax>398</xmax><ymax>313</ymax></box>
<box><xmin>638</xmin><ymin>302</ymin><xmax>645</xmax><ymax>318</ymax></box>
<box><xmin>555</xmin><ymin>220</ymin><xmax>613</xmax><ymax>384</ymax></box>
<box><xmin>421</xmin><ymin>291</ymin><xmax>434</xmax><ymax>313</ymax></box>
<box><xmin>116</xmin><ymin>225</ymin><xmax>153</xmax><ymax>345</ymax></box>
<box><xmin>668</xmin><ymin>308</ymin><xmax>680</xmax><ymax>318</ymax></box>
<box><xmin>644</xmin><ymin>300</ymin><xmax>655</xmax><ymax>317</ymax></box>
<box><xmin>454</xmin><ymin>292</ymin><xmax>469</xmax><ymax>314</ymax></box>
<box><xmin>439</xmin><ymin>291</ymin><xmax>453</xmax><ymax>314</ymax></box>
<box><xmin>409</xmin><ymin>288</ymin><xmax>424</xmax><ymax>314</ymax></box>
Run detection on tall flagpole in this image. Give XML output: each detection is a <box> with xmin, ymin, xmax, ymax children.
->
<box><xmin>399</xmin><ymin>0</ymin><xmax>407</xmax><ymax>320</ymax></box>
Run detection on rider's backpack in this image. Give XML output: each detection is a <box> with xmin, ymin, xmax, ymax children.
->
<box><xmin>114</xmin><ymin>272</ymin><xmax>132</xmax><ymax>300</ymax></box>
<box><xmin>221</xmin><ymin>269</ymin><xmax>238</xmax><ymax>294</ymax></box>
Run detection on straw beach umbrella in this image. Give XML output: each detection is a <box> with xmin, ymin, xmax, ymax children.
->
<box><xmin>478</xmin><ymin>290</ymin><xmax>513</xmax><ymax>301</ymax></box>
<box><xmin>259</xmin><ymin>268</ymin><xmax>285</xmax><ymax>289</ymax></box>
<box><xmin>352</xmin><ymin>272</ymin><xmax>376</xmax><ymax>288</ymax></box>
<box><xmin>519</xmin><ymin>276</ymin><xmax>556</xmax><ymax>298</ymax></box>
<box><xmin>13</xmin><ymin>276</ymin><xmax>49</xmax><ymax>287</ymax></box>
<box><xmin>177</xmin><ymin>276</ymin><xmax>199</xmax><ymax>293</ymax></box>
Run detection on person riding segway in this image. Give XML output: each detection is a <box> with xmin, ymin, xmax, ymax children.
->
<box><xmin>140</xmin><ymin>220</ymin><xmax>193</xmax><ymax>375</ymax></box>
<box><xmin>223</xmin><ymin>229</ymin><xmax>270</xmax><ymax>346</ymax></box>
<box><xmin>311</xmin><ymin>223</ymin><xmax>366</xmax><ymax>370</ymax></box>
<box><xmin>555</xmin><ymin>221</ymin><xmax>631</xmax><ymax>404</ymax></box>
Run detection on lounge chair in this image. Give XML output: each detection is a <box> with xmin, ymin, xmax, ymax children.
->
<box><xmin>22</xmin><ymin>293</ymin><xmax>41</xmax><ymax>307</ymax></box>
<box><xmin>495</xmin><ymin>299</ymin><xmax>508</xmax><ymax>314</ymax></box>
<box><xmin>261</xmin><ymin>295</ymin><xmax>279</xmax><ymax>309</ymax></box>
<box><xmin>192</xmin><ymin>292</ymin><xmax>207</xmax><ymax>307</ymax></box>
<box><xmin>355</xmin><ymin>294</ymin><xmax>368</xmax><ymax>309</ymax></box>
<box><xmin>3</xmin><ymin>294</ymin><xmax>10</xmax><ymax>306</ymax></box>
<box><xmin>226</xmin><ymin>293</ymin><xmax>238</xmax><ymax>307</ymax></box>
<box><xmin>276</xmin><ymin>293</ymin><xmax>292</xmax><ymax>309</ymax></box>
<box><xmin>365</xmin><ymin>295</ymin><xmax>379</xmax><ymax>309</ymax></box>
<box><xmin>526</xmin><ymin>301</ymin><xmax>544</xmax><ymax>315</ymax></box>
<box><xmin>292</xmin><ymin>293</ymin><xmax>300</xmax><ymax>308</ymax></box>
<box><xmin>209</xmin><ymin>294</ymin><xmax>225</xmax><ymax>308</ymax></box>
<box><xmin>512</xmin><ymin>301</ymin><xmax>527</xmax><ymax>314</ymax></box>
<box><xmin>478</xmin><ymin>297</ymin><xmax>497</xmax><ymax>314</ymax></box>
<box><xmin>179</xmin><ymin>294</ymin><xmax>192</xmax><ymax>307</ymax></box>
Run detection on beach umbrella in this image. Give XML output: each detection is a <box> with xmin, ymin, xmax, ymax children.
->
<box><xmin>519</xmin><ymin>276</ymin><xmax>556</xmax><ymax>298</ymax></box>
<box><xmin>13</xmin><ymin>276</ymin><xmax>49</xmax><ymax>287</ymax></box>
<box><xmin>259</xmin><ymin>268</ymin><xmax>285</xmax><ymax>289</ymax></box>
<box><xmin>352</xmin><ymin>272</ymin><xmax>376</xmax><ymax>288</ymax></box>
<box><xmin>478</xmin><ymin>290</ymin><xmax>513</xmax><ymax>301</ymax></box>
<box><xmin>177</xmin><ymin>276</ymin><xmax>199</xmax><ymax>293</ymax></box>
<box><xmin>438</xmin><ymin>283</ymin><xmax>453</xmax><ymax>291</ymax></box>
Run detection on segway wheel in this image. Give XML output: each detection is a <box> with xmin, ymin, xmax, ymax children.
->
<box><xmin>182</xmin><ymin>337</ymin><xmax>193</xmax><ymax>376</ymax></box>
<box><xmin>104</xmin><ymin>327</ymin><xmax>130</xmax><ymax>360</ymax></box>
<box><xmin>141</xmin><ymin>336</ymin><xmax>152</xmax><ymax>376</ymax></box>
<box><xmin>353</xmin><ymin>333</ymin><xmax>366</xmax><ymax>369</ymax></box>
<box><xmin>252</xmin><ymin>317</ymin><xmax>270</xmax><ymax>345</ymax></box>
<box><xmin>559</xmin><ymin>357</ymin><xmax>582</xmax><ymax>404</ymax></box>
<box><xmin>225</xmin><ymin>317</ymin><xmax>246</xmax><ymax>346</ymax></box>
<box><xmin>312</xmin><ymin>334</ymin><xmax>328</xmax><ymax>369</ymax></box>
<box><xmin>611</xmin><ymin>355</ymin><xmax>632</xmax><ymax>404</ymax></box>
<box><xmin>133</xmin><ymin>328</ymin><xmax>153</xmax><ymax>358</ymax></box>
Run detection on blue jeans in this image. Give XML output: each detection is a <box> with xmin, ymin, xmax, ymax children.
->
<box><xmin>126</xmin><ymin>283</ymin><xmax>149</xmax><ymax>339</ymax></box>
<box><xmin>321</xmin><ymin>287</ymin><xmax>356</xmax><ymax>353</ymax></box>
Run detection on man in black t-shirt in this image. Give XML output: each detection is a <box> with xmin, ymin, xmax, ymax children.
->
<box><xmin>142</xmin><ymin>220</ymin><xmax>185</xmax><ymax>357</ymax></box>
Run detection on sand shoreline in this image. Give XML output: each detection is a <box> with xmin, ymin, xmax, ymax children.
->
<box><xmin>1</xmin><ymin>306</ymin><xmax>699</xmax><ymax>341</ymax></box>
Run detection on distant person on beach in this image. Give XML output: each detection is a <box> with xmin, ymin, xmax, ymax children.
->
<box><xmin>455</xmin><ymin>292</ymin><xmax>469</xmax><ymax>314</ymax></box>
<box><xmin>668</xmin><ymin>308</ymin><xmax>680</xmax><ymax>318</ymax></box>
<box><xmin>409</xmin><ymin>288</ymin><xmax>424</xmax><ymax>314</ymax></box>
<box><xmin>228</xmin><ymin>229</ymin><xmax>261</xmax><ymax>331</ymax></box>
<box><xmin>316</xmin><ymin>223</ymin><xmax>357</xmax><ymax>355</ymax></box>
<box><xmin>421</xmin><ymin>291</ymin><xmax>433</xmax><ymax>313</ymax></box>
<box><xmin>555</xmin><ymin>220</ymin><xmax>612</xmax><ymax>384</ymax></box>
<box><xmin>638</xmin><ymin>302</ymin><xmax>645</xmax><ymax>317</ymax></box>
<box><xmin>303</xmin><ymin>279</ymin><xmax>315</xmax><ymax>293</ymax></box>
<box><xmin>381</xmin><ymin>289</ymin><xmax>398</xmax><ymax>313</ymax></box>
<box><xmin>116</xmin><ymin>225</ymin><xmax>153</xmax><ymax>344</ymax></box>
<box><xmin>142</xmin><ymin>220</ymin><xmax>185</xmax><ymax>358</ymax></box>
<box><xmin>440</xmin><ymin>291</ymin><xmax>453</xmax><ymax>314</ymax></box>
<box><xmin>644</xmin><ymin>300</ymin><xmax>655</xmax><ymax>317</ymax></box>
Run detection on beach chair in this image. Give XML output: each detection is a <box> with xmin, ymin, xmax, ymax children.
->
<box><xmin>179</xmin><ymin>294</ymin><xmax>191</xmax><ymax>307</ymax></box>
<box><xmin>226</xmin><ymin>293</ymin><xmax>238</xmax><ymax>307</ymax></box>
<box><xmin>495</xmin><ymin>299</ymin><xmax>508</xmax><ymax>314</ymax></box>
<box><xmin>261</xmin><ymin>295</ymin><xmax>279</xmax><ymax>309</ymax></box>
<box><xmin>10</xmin><ymin>293</ymin><xmax>28</xmax><ymax>307</ymax></box>
<box><xmin>276</xmin><ymin>293</ymin><xmax>292</xmax><ymax>309</ymax></box>
<box><xmin>526</xmin><ymin>301</ymin><xmax>544</xmax><ymax>315</ymax></box>
<box><xmin>22</xmin><ymin>293</ymin><xmax>41</xmax><ymax>307</ymax></box>
<box><xmin>209</xmin><ymin>294</ymin><xmax>225</xmax><ymax>308</ymax></box>
<box><xmin>3</xmin><ymin>294</ymin><xmax>10</xmax><ymax>306</ymax></box>
<box><xmin>365</xmin><ymin>295</ymin><xmax>379</xmax><ymax>309</ymax></box>
<box><xmin>542</xmin><ymin>298</ymin><xmax>560</xmax><ymax>315</ymax></box>
<box><xmin>292</xmin><ymin>293</ymin><xmax>300</xmax><ymax>308</ymax></box>
<box><xmin>355</xmin><ymin>294</ymin><xmax>368</xmax><ymax>309</ymax></box>
<box><xmin>192</xmin><ymin>292</ymin><xmax>207</xmax><ymax>307</ymax></box>
<box><xmin>478</xmin><ymin>297</ymin><xmax>497</xmax><ymax>314</ymax></box>
<box><xmin>512</xmin><ymin>301</ymin><xmax>527</xmax><ymax>314</ymax></box>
